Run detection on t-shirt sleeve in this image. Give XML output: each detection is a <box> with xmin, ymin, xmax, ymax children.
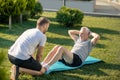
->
<box><xmin>39</xmin><ymin>35</ymin><xmax>47</xmax><ymax>47</ymax></box>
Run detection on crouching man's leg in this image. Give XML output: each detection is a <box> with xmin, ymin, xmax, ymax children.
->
<box><xmin>10</xmin><ymin>65</ymin><xmax>46</xmax><ymax>80</ymax></box>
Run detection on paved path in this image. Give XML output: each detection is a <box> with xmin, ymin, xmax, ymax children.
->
<box><xmin>39</xmin><ymin>0</ymin><xmax>120</xmax><ymax>15</ymax></box>
<box><xmin>95</xmin><ymin>0</ymin><xmax>120</xmax><ymax>15</ymax></box>
<box><xmin>39</xmin><ymin>0</ymin><xmax>95</xmax><ymax>12</ymax></box>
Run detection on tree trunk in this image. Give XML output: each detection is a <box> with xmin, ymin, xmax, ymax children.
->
<box><xmin>9</xmin><ymin>15</ymin><xmax>12</xmax><ymax>30</ymax></box>
<box><xmin>20</xmin><ymin>13</ymin><xmax>22</xmax><ymax>24</ymax></box>
<box><xmin>63</xmin><ymin>0</ymin><xmax>66</xmax><ymax>6</ymax></box>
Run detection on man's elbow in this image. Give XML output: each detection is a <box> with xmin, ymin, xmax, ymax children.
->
<box><xmin>68</xmin><ymin>30</ymin><xmax>72</xmax><ymax>34</ymax></box>
<box><xmin>96</xmin><ymin>34</ymin><xmax>100</xmax><ymax>40</ymax></box>
<box><xmin>68</xmin><ymin>30</ymin><xmax>71</xmax><ymax>33</ymax></box>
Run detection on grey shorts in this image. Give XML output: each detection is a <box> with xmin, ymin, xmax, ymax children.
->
<box><xmin>8</xmin><ymin>54</ymin><xmax>42</xmax><ymax>71</ymax></box>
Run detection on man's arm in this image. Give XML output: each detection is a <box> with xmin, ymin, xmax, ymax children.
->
<box><xmin>91</xmin><ymin>32</ymin><xmax>100</xmax><ymax>45</ymax></box>
<box><xmin>68</xmin><ymin>30</ymin><xmax>80</xmax><ymax>42</ymax></box>
<box><xmin>36</xmin><ymin>46</ymin><xmax>44</xmax><ymax>62</ymax></box>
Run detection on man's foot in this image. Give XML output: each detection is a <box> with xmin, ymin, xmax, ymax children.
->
<box><xmin>10</xmin><ymin>65</ymin><xmax>19</xmax><ymax>80</ymax></box>
<box><xmin>42</xmin><ymin>63</ymin><xmax>50</xmax><ymax>71</ymax></box>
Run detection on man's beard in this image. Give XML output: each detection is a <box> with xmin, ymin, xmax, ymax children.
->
<box><xmin>43</xmin><ymin>30</ymin><xmax>47</xmax><ymax>34</ymax></box>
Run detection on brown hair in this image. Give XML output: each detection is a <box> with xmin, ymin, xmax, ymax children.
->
<box><xmin>37</xmin><ymin>17</ymin><xmax>49</xmax><ymax>27</ymax></box>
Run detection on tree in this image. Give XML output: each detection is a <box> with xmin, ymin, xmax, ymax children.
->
<box><xmin>25</xmin><ymin>0</ymin><xmax>35</xmax><ymax>11</ymax></box>
<box><xmin>23</xmin><ymin>0</ymin><xmax>35</xmax><ymax>21</ymax></box>
<box><xmin>14</xmin><ymin>0</ymin><xmax>27</xmax><ymax>24</ymax></box>
<box><xmin>30</xmin><ymin>0</ymin><xmax>43</xmax><ymax>17</ymax></box>
<box><xmin>0</xmin><ymin>0</ymin><xmax>36</xmax><ymax>29</ymax></box>
<box><xmin>0</xmin><ymin>0</ymin><xmax>14</xmax><ymax>29</ymax></box>
<box><xmin>0</xmin><ymin>0</ymin><xmax>27</xmax><ymax>29</ymax></box>
<box><xmin>0</xmin><ymin>0</ymin><xmax>3</xmax><ymax>15</ymax></box>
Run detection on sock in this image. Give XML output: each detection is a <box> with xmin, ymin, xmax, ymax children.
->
<box><xmin>41</xmin><ymin>62</ymin><xmax>44</xmax><ymax>65</ymax></box>
<box><xmin>42</xmin><ymin>63</ymin><xmax>50</xmax><ymax>71</ymax></box>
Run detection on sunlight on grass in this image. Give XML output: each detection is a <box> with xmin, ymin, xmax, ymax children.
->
<box><xmin>0</xmin><ymin>33</ymin><xmax>18</xmax><ymax>41</ymax></box>
<box><xmin>0</xmin><ymin>12</ymin><xmax>120</xmax><ymax>80</ymax></box>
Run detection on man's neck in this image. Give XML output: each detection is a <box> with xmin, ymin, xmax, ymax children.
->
<box><xmin>80</xmin><ymin>38</ymin><xmax>88</xmax><ymax>42</ymax></box>
<box><xmin>36</xmin><ymin>26</ymin><xmax>44</xmax><ymax>34</ymax></box>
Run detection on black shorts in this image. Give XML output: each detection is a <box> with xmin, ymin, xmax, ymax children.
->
<box><xmin>59</xmin><ymin>54</ymin><xmax>82</xmax><ymax>67</ymax></box>
<box><xmin>8</xmin><ymin>54</ymin><xmax>42</xmax><ymax>71</ymax></box>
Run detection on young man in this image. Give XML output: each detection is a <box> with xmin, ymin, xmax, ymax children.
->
<box><xmin>41</xmin><ymin>27</ymin><xmax>100</xmax><ymax>69</ymax></box>
<box><xmin>8</xmin><ymin>17</ymin><xmax>50</xmax><ymax>80</ymax></box>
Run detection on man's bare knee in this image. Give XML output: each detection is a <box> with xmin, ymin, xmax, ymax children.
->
<box><xmin>59</xmin><ymin>46</ymin><xmax>65</xmax><ymax>50</ymax></box>
<box><xmin>58</xmin><ymin>46</ymin><xmax>65</xmax><ymax>53</ymax></box>
<box><xmin>54</xmin><ymin>45</ymin><xmax>60</xmax><ymax>48</ymax></box>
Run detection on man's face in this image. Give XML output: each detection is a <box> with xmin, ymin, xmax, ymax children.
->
<box><xmin>79</xmin><ymin>28</ymin><xmax>89</xmax><ymax>41</ymax></box>
<box><xmin>43</xmin><ymin>23</ymin><xmax>49</xmax><ymax>34</ymax></box>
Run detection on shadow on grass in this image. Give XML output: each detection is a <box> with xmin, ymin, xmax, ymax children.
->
<box><xmin>46</xmin><ymin>16</ymin><xmax>119</xmax><ymax>35</ymax></box>
<box><xmin>70</xmin><ymin>61</ymin><xmax>120</xmax><ymax>76</ymax></box>
<box><xmin>100</xmin><ymin>36</ymin><xmax>111</xmax><ymax>40</ymax></box>
<box><xmin>47</xmin><ymin>37</ymin><xmax>74</xmax><ymax>46</ymax></box>
<box><xmin>89</xmin><ymin>27</ymin><xmax>119</xmax><ymax>41</ymax></box>
<box><xmin>19</xmin><ymin>61</ymin><xmax>120</xmax><ymax>80</ymax></box>
<box><xmin>48</xmin><ymin>23</ymin><xmax>119</xmax><ymax>39</ymax></box>
<box><xmin>90</xmin><ymin>27</ymin><xmax>119</xmax><ymax>35</ymax></box>
<box><xmin>34</xmin><ymin>72</ymin><xmax>83</xmax><ymax>80</ymax></box>
<box><xmin>43</xmin><ymin>61</ymin><xmax>120</xmax><ymax>79</ymax></box>
<box><xmin>0</xmin><ymin>25</ymin><xmax>8</xmax><ymax>29</ymax></box>
<box><xmin>0</xmin><ymin>37</ymin><xmax>14</xmax><ymax>48</ymax></box>
<box><xmin>48</xmin><ymin>23</ymin><xmax>69</xmax><ymax>37</ymax></box>
<box><xmin>1</xmin><ymin>17</ymin><xmax>119</xmax><ymax>38</ymax></box>
<box><xmin>95</xmin><ymin>43</ymin><xmax>106</xmax><ymax>48</ymax></box>
<box><xmin>47</xmin><ymin>17</ymin><xmax>57</xmax><ymax>22</ymax></box>
<box><xmin>0</xmin><ymin>19</ymin><xmax>36</xmax><ymax>36</ymax></box>
<box><xmin>0</xmin><ymin>17</ymin><xmax>119</xmax><ymax>49</ymax></box>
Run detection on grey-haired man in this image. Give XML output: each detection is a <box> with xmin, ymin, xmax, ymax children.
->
<box><xmin>41</xmin><ymin>27</ymin><xmax>100</xmax><ymax>68</ymax></box>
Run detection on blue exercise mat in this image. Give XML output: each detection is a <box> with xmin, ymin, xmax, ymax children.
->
<box><xmin>46</xmin><ymin>56</ymin><xmax>101</xmax><ymax>74</ymax></box>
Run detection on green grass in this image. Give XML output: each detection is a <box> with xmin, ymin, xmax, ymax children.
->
<box><xmin>0</xmin><ymin>12</ymin><xmax>120</xmax><ymax>80</ymax></box>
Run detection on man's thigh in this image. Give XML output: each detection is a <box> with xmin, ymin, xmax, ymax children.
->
<box><xmin>62</xmin><ymin>47</ymin><xmax>73</xmax><ymax>64</ymax></box>
<box><xmin>20</xmin><ymin>57</ymin><xmax>42</xmax><ymax>71</ymax></box>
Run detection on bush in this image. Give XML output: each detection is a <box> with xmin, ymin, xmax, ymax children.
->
<box><xmin>25</xmin><ymin>0</ymin><xmax>35</xmax><ymax>11</ymax></box>
<box><xmin>56</xmin><ymin>6</ymin><xmax>84</xmax><ymax>27</ymax></box>
<box><xmin>30</xmin><ymin>1</ymin><xmax>43</xmax><ymax>17</ymax></box>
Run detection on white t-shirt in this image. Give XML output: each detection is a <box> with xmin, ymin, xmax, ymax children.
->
<box><xmin>71</xmin><ymin>38</ymin><xmax>92</xmax><ymax>62</ymax></box>
<box><xmin>8</xmin><ymin>28</ymin><xmax>46</xmax><ymax>60</ymax></box>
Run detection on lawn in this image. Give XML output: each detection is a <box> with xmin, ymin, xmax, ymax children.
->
<box><xmin>0</xmin><ymin>12</ymin><xmax>120</xmax><ymax>80</ymax></box>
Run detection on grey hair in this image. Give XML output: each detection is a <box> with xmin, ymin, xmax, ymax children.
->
<box><xmin>81</xmin><ymin>27</ymin><xmax>91</xmax><ymax>35</ymax></box>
